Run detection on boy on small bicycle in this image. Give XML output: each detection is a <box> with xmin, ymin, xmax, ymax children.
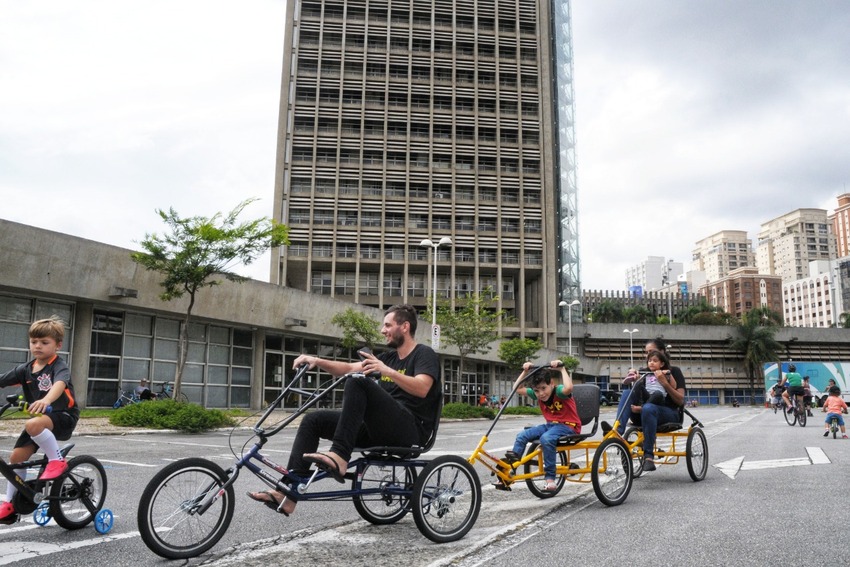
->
<box><xmin>821</xmin><ymin>386</ymin><xmax>849</xmax><ymax>438</ymax></box>
<box><xmin>503</xmin><ymin>360</ymin><xmax>579</xmax><ymax>493</ymax></box>
<box><xmin>0</xmin><ymin>317</ymin><xmax>80</xmax><ymax>521</ymax></box>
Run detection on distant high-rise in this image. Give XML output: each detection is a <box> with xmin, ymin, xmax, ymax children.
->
<box><xmin>692</xmin><ymin>230</ymin><xmax>755</xmax><ymax>284</ymax></box>
<box><xmin>756</xmin><ymin>209</ymin><xmax>835</xmax><ymax>282</ymax></box>
<box><xmin>270</xmin><ymin>0</ymin><xmax>581</xmax><ymax>346</ymax></box>
<box><xmin>625</xmin><ymin>256</ymin><xmax>683</xmax><ymax>292</ymax></box>
<box><xmin>829</xmin><ymin>193</ymin><xmax>850</xmax><ymax>257</ymax></box>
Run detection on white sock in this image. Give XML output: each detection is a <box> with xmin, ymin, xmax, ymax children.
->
<box><xmin>30</xmin><ymin>430</ymin><xmax>63</xmax><ymax>462</ymax></box>
<box><xmin>4</xmin><ymin>468</ymin><xmax>27</xmax><ymax>502</ymax></box>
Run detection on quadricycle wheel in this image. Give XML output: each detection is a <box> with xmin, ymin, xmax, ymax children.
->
<box><xmin>591</xmin><ymin>438</ymin><xmax>634</xmax><ymax>506</ymax></box>
<box><xmin>411</xmin><ymin>455</ymin><xmax>481</xmax><ymax>543</ymax></box>
<box><xmin>523</xmin><ymin>443</ymin><xmax>569</xmax><ymax>498</ymax></box>
<box><xmin>685</xmin><ymin>427</ymin><xmax>709</xmax><ymax>481</ymax></box>
<box><xmin>353</xmin><ymin>461</ymin><xmax>416</xmax><ymax>525</ymax></box>
<box><xmin>623</xmin><ymin>427</ymin><xmax>645</xmax><ymax>478</ymax></box>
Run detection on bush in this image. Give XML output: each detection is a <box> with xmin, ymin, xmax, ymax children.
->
<box><xmin>501</xmin><ymin>405</ymin><xmax>542</xmax><ymax>416</ymax></box>
<box><xmin>109</xmin><ymin>399</ymin><xmax>235</xmax><ymax>433</ymax></box>
<box><xmin>441</xmin><ymin>403</ymin><xmax>495</xmax><ymax>420</ymax></box>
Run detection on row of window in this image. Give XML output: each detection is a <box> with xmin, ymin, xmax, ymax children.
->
<box><xmin>300</xmin><ymin>33</ymin><xmax>537</xmax><ymax>62</ymax></box>
<box><xmin>310</xmin><ymin>271</ymin><xmax>515</xmax><ymax>299</ymax></box>
<box><xmin>289</xmin><ymin>178</ymin><xmax>539</xmax><ymax>203</ymax></box>
<box><xmin>287</xmin><ymin>209</ymin><xmax>541</xmax><ymax>233</ymax></box>
<box><xmin>293</xmin><ymin>116</ymin><xmax>539</xmax><ymax>146</ymax></box>
<box><xmin>296</xmin><ymin>88</ymin><xmax>539</xmax><ymax>117</ymax></box>
<box><xmin>290</xmin><ymin>148</ymin><xmax>540</xmax><ymax>174</ymax></box>
<box><xmin>292</xmin><ymin>244</ymin><xmax>541</xmax><ymax>266</ymax></box>
<box><xmin>301</xmin><ymin>2</ymin><xmax>538</xmax><ymax>35</ymax></box>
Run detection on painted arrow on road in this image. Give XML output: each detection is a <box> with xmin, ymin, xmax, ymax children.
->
<box><xmin>714</xmin><ymin>447</ymin><xmax>830</xmax><ymax>479</ymax></box>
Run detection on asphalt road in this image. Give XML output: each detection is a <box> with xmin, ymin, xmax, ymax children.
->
<box><xmin>1</xmin><ymin>406</ymin><xmax>847</xmax><ymax>566</ymax></box>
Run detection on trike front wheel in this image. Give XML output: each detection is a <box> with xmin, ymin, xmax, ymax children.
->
<box><xmin>523</xmin><ymin>444</ymin><xmax>568</xmax><ymax>498</ymax></box>
<box><xmin>412</xmin><ymin>455</ymin><xmax>481</xmax><ymax>543</ymax></box>
<box><xmin>623</xmin><ymin>427</ymin><xmax>644</xmax><ymax>478</ymax></box>
<box><xmin>353</xmin><ymin>461</ymin><xmax>416</xmax><ymax>524</ymax></box>
<box><xmin>49</xmin><ymin>455</ymin><xmax>107</xmax><ymax>530</ymax></box>
<box><xmin>591</xmin><ymin>438</ymin><xmax>633</xmax><ymax>506</ymax></box>
<box><xmin>137</xmin><ymin>457</ymin><xmax>235</xmax><ymax>559</ymax></box>
<box><xmin>685</xmin><ymin>427</ymin><xmax>709</xmax><ymax>481</ymax></box>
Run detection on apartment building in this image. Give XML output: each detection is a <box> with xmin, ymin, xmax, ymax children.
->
<box><xmin>701</xmin><ymin>267</ymin><xmax>783</xmax><ymax>319</ymax></box>
<box><xmin>691</xmin><ymin>230</ymin><xmax>755</xmax><ymax>284</ymax></box>
<box><xmin>269</xmin><ymin>0</ymin><xmax>581</xmax><ymax>347</ymax></box>
<box><xmin>756</xmin><ymin>209</ymin><xmax>835</xmax><ymax>282</ymax></box>
<box><xmin>829</xmin><ymin>193</ymin><xmax>850</xmax><ymax>258</ymax></box>
<box><xmin>624</xmin><ymin>256</ymin><xmax>683</xmax><ymax>292</ymax></box>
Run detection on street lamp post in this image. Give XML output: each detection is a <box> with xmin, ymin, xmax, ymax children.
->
<box><xmin>623</xmin><ymin>328</ymin><xmax>639</xmax><ymax>369</ymax></box>
<box><xmin>559</xmin><ymin>299</ymin><xmax>581</xmax><ymax>356</ymax></box>
<box><xmin>420</xmin><ymin>236</ymin><xmax>452</xmax><ymax>349</ymax></box>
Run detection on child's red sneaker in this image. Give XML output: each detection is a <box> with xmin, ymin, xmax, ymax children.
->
<box><xmin>0</xmin><ymin>501</ymin><xmax>16</xmax><ymax>521</ymax></box>
<box><xmin>39</xmin><ymin>459</ymin><xmax>68</xmax><ymax>481</ymax></box>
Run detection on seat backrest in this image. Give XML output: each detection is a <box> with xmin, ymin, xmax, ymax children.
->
<box><xmin>572</xmin><ymin>384</ymin><xmax>600</xmax><ymax>425</ymax></box>
<box><xmin>357</xmin><ymin>394</ymin><xmax>443</xmax><ymax>459</ymax></box>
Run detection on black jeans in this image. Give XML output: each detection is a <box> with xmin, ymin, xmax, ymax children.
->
<box><xmin>287</xmin><ymin>376</ymin><xmax>421</xmax><ymax>473</ymax></box>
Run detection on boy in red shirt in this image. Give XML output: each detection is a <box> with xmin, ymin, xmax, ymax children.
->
<box><xmin>504</xmin><ymin>360</ymin><xmax>579</xmax><ymax>492</ymax></box>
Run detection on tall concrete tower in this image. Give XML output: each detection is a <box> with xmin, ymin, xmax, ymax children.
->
<box><xmin>270</xmin><ymin>0</ymin><xmax>581</xmax><ymax>347</ymax></box>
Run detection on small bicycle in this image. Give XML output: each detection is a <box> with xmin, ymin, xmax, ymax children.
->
<box><xmin>0</xmin><ymin>394</ymin><xmax>113</xmax><ymax>533</ymax></box>
<box><xmin>784</xmin><ymin>392</ymin><xmax>807</xmax><ymax>427</ymax></box>
<box><xmin>825</xmin><ymin>408</ymin><xmax>848</xmax><ymax>438</ymax></box>
<box><xmin>112</xmin><ymin>387</ymin><xmax>140</xmax><ymax>408</ymax></box>
<box><xmin>136</xmin><ymin>363</ymin><xmax>481</xmax><ymax>559</ymax></box>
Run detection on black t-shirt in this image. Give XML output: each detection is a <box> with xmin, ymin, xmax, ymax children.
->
<box><xmin>0</xmin><ymin>355</ymin><xmax>80</xmax><ymax>418</ymax></box>
<box><xmin>377</xmin><ymin>344</ymin><xmax>441</xmax><ymax>435</ymax></box>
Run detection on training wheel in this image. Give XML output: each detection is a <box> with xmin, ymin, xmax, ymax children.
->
<box><xmin>33</xmin><ymin>502</ymin><xmax>51</xmax><ymax>526</ymax></box>
<box><xmin>94</xmin><ymin>509</ymin><xmax>114</xmax><ymax>534</ymax></box>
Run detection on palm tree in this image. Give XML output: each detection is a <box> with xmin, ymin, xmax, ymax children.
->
<box><xmin>590</xmin><ymin>300</ymin><xmax>624</xmax><ymax>323</ymax></box>
<box><xmin>624</xmin><ymin>305</ymin><xmax>654</xmax><ymax>324</ymax></box>
<box><xmin>729</xmin><ymin>311</ymin><xmax>783</xmax><ymax>404</ymax></box>
<box><xmin>839</xmin><ymin>312</ymin><xmax>850</xmax><ymax>329</ymax></box>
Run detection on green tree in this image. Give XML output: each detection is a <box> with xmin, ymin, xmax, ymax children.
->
<box><xmin>590</xmin><ymin>300</ymin><xmax>624</xmax><ymax>323</ymax></box>
<box><xmin>435</xmin><ymin>289</ymin><xmax>513</xmax><ymax>382</ymax></box>
<box><xmin>497</xmin><ymin>337</ymin><xmax>543</xmax><ymax>371</ymax></box>
<box><xmin>331</xmin><ymin>308</ymin><xmax>382</xmax><ymax>351</ymax></box>
<box><xmin>840</xmin><ymin>312</ymin><xmax>850</xmax><ymax>329</ymax></box>
<box><xmin>729</xmin><ymin>310</ymin><xmax>783</xmax><ymax>404</ymax></box>
<box><xmin>678</xmin><ymin>299</ymin><xmax>732</xmax><ymax>325</ymax></box>
<box><xmin>559</xmin><ymin>355</ymin><xmax>580</xmax><ymax>374</ymax></box>
<box><xmin>623</xmin><ymin>305</ymin><xmax>654</xmax><ymax>324</ymax></box>
<box><xmin>132</xmin><ymin>198</ymin><xmax>289</xmax><ymax>399</ymax></box>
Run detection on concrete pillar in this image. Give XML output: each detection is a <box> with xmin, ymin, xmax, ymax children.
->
<box><xmin>71</xmin><ymin>303</ymin><xmax>94</xmax><ymax>408</ymax></box>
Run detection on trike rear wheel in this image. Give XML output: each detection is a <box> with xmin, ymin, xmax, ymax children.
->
<box><xmin>591</xmin><ymin>438</ymin><xmax>633</xmax><ymax>507</ymax></box>
<box><xmin>353</xmin><ymin>461</ymin><xmax>416</xmax><ymax>524</ymax></box>
<box><xmin>49</xmin><ymin>455</ymin><xmax>107</xmax><ymax>530</ymax></box>
<box><xmin>523</xmin><ymin>444</ymin><xmax>568</xmax><ymax>498</ymax></box>
<box><xmin>685</xmin><ymin>427</ymin><xmax>709</xmax><ymax>481</ymax></box>
<box><xmin>137</xmin><ymin>457</ymin><xmax>235</xmax><ymax>559</ymax></box>
<box><xmin>412</xmin><ymin>455</ymin><xmax>481</xmax><ymax>543</ymax></box>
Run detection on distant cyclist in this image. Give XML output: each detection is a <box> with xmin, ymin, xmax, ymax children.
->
<box><xmin>780</xmin><ymin>364</ymin><xmax>804</xmax><ymax>413</ymax></box>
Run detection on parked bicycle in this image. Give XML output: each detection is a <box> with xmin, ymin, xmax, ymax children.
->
<box><xmin>112</xmin><ymin>388</ymin><xmax>139</xmax><ymax>409</ymax></box>
<box><xmin>0</xmin><ymin>394</ymin><xmax>113</xmax><ymax>532</ymax></box>
<box><xmin>152</xmin><ymin>381</ymin><xmax>189</xmax><ymax>403</ymax></box>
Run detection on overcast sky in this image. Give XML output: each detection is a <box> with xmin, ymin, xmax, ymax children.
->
<box><xmin>2</xmin><ymin>1</ymin><xmax>849</xmax><ymax>292</ymax></box>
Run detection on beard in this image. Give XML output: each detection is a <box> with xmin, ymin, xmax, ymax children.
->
<box><xmin>385</xmin><ymin>331</ymin><xmax>406</xmax><ymax>349</ymax></box>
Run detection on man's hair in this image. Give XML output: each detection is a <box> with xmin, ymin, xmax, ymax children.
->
<box><xmin>386</xmin><ymin>304</ymin><xmax>418</xmax><ymax>337</ymax></box>
<box><xmin>788</xmin><ymin>364</ymin><xmax>796</xmax><ymax>372</ymax></box>
<box><xmin>29</xmin><ymin>316</ymin><xmax>65</xmax><ymax>342</ymax></box>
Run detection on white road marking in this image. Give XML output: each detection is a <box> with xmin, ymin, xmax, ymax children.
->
<box><xmin>713</xmin><ymin>447</ymin><xmax>832</xmax><ymax>479</ymax></box>
<box><xmin>0</xmin><ymin>531</ymin><xmax>139</xmax><ymax>565</ymax></box>
<box><xmin>98</xmin><ymin>459</ymin><xmax>158</xmax><ymax>467</ymax></box>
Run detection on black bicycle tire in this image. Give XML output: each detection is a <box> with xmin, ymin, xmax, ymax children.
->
<box><xmin>411</xmin><ymin>455</ymin><xmax>481</xmax><ymax>543</ymax></box>
<box><xmin>591</xmin><ymin>437</ymin><xmax>633</xmax><ymax>506</ymax></box>
<box><xmin>352</xmin><ymin>461</ymin><xmax>415</xmax><ymax>524</ymax></box>
<box><xmin>685</xmin><ymin>427</ymin><xmax>709</xmax><ymax>481</ymax></box>
<box><xmin>523</xmin><ymin>444</ymin><xmax>568</xmax><ymax>499</ymax></box>
<box><xmin>49</xmin><ymin>455</ymin><xmax>108</xmax><ymax>529</ymax></box>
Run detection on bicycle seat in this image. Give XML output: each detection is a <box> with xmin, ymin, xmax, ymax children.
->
<box><xmin>557</xmin><ymin>384</ymin><xmax>600</xmax><ymax>445</ymax></box>
<box><xmin>356</xmin><ymin>397</ymin><xmax>443</xmax><ymax>460</ymax></box>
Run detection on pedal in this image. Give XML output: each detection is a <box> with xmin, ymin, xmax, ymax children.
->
<box><xmin>492</xmin><ymin>481</ymin><xmax>512</xmax><ymax>492</ymax></box>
